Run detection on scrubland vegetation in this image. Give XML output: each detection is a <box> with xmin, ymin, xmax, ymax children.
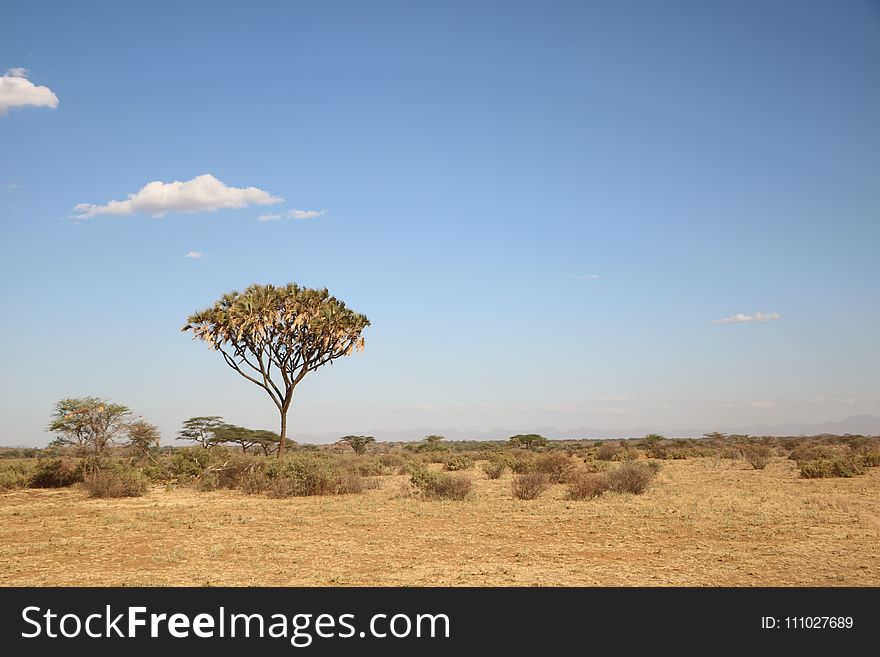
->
<box><xmin>2</xmin><ymin>429</ymin><xmax>879</xmax><ymax>585</ymax></box>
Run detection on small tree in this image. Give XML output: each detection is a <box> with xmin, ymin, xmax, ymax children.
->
<box><xmin>177</xmin><ymin>416</ymin><xmax>225</xmax><ymax>448</ymax></box>
<box><xmin>48</xmin><ymin>397</ymin><xmax>131</xmax><ymax>456</ymax></box>
<box><xmin>183</xmin><ymin>283</ymin><xmax>369</xmax><ymax>457</ymax></box>
<box><xmin>509</xmin><ymin>434</ymin><xmax>548</xmax><ymax>450</ymax></box>
<box><xmin>340</xmin><ymin>435</ymin><xmax>375</xmax><ymax>455</ymax></box>
<box><xmin>639</xmin><ymin>433</ymin><xmax>664</xmax><ymax>448</ymax></box>
<box><xmin>126</xmin><ymin>419</ymin><xmax>161</xmax><ymax>462</ymax></box>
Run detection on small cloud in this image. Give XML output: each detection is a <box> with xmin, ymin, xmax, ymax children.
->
<box><xmin>288</xmin><ymin>209</ymin><xmax>326</xmax><ymax>220</ymax></box>
<box><xmin>73</xmin><ymin>173</ymin><xmax>282</xmax><ymax>220</ymax></box>
<box><xmin>185</xmin><ymin>251</ymin><xmax>205</xmax><ymax>259</ymax></box>
<box><xmin>599</xmin><ymin>395</ymin><xmax>630</xmax><ymax>403</ymax></box>
<box><xmin>569</xmin><ymin>273</ymin><xmax>600</xmax><ymax>280</ymax></box>
<box><xmin>713</xmin><ymin>312</ymin><xmax>781</xmax><ymax>324</ymax></box>
<box><xmin>0</xmin><ymin>68</ymin><xmax>59</xmax><ymax>115</ymax></box>
<box><xmin>4</xmin><ymin>183</ymin><xmax>21</xmax><ymax>192</ymax></box>
<box><xmin>256</xmin><ymin>213</ymin><xmax>282</xmax><ymax>222</ymax></box>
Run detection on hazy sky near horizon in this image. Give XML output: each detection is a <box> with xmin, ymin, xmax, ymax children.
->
<box><xmin>2</xmin><ymin>0</ymin><xmax>879</xmax><ymax>446</ymax></box>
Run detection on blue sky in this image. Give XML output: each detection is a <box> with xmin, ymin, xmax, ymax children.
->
<box><xmin>2</xmin><ymin>1</ymin><xmax>879</xmax><ymax>445</ymax></box>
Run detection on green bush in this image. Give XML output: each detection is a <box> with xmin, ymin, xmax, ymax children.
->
<box><xmin>443</xmin><ymin>454</ymin><xmax>473</xmax><ymax>471</ymax></box>
<box><xmin>30</xmin><ymin>458</ymin><xmax>83</xmax><ymax>488</ymax></box>
<box><xmin>860</xmin><ymin>451</ymin><xmax>880</xmax><ymax>468</ymax></box>
<box><xmin>140</xmin><ymin>464</ymin><xmax>170</xmax><ymax>482</ymax></box>
<box><xmin>409</xmin><ymin>468</ymin><xmax>472</xmax><ymax>500</ymax></box>
<box><xmin>512</xmin><ymin>472</ymin><xmax>550</xmax><ymax>500</ymax></box>
<box><xmin>265</xmin><ymin>454</ymin><xmax>364</xmax><ymax>496</ymax></box>
<box><xmin>0</xmin><ymin>462</ymin><xmax>34</xmax><ymax>490</ymax></box>
<box><xmin>798</xmin><ymin>458</ymin><xmax>863</xmax><ymax>479</ymax></box>
<box><xmin>169</xmin><ymin>448</ymin><xmax>211</xmax><ymax>479</ymax></box>
<box><xmin>82</xmin><ymin>467</ymin><xmax>147</xmax><ymax>498</ymax></box>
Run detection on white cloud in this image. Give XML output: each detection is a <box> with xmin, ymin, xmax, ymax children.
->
<box><xmin>0</xmin><ymin>68</ymin><xmax>59</xmax><ymax>115</ymax></box>
<box><xmin>256</xmin><ymin>213</ymin><xmax>282</xmax><ymax>222</ymax></box>
<box><xmin>569</xmin><ymin>273</ymin><xmax>600</xmax><ymax>280</ymax></box>
<box><xmin>713</xmin><ymin>312</ymin><xmax>781</xmax><ymax>324</ymax></box>
<box><xmin>288</xmin><ymin>209</ymin><xmax>326</xmax><ymax>220</ymax></box>
<box><xmin>4</xmin><ymin>183</ymin><xmax>22</xmax><ymax>192</ymax></box>
<box><xmin>185</xmin><ymin>251</ymin><xmax>205</xmax><ymax>259</ymax></box>
<box><xmin>73</xmin><ymin>173</ymin><xmax>283</xmax><ymax>220</ymax></box>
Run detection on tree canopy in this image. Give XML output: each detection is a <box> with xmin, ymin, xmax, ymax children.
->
<box><xmin>182</xmin><ymin>283</ymin><xmax>369</xmax><ymax>457</ymax></box>
<box><xmin>340</xmin><ymin>435</ymin><xmax>375</xmax><ymax>455</ymax></box>
<box><xmin>509</xmin><ymin>434</ymin><xmax>548</xmax><ymax>450</ymax></box>
<box><xmin>178</xmin><ymin>416</ymin><xmax>225</xmax><ymax>448</ymax></box>
<box><xmin>48</xmin><ymin>397</ymin><xmax>131</xmax><ymax>456</ymax></box>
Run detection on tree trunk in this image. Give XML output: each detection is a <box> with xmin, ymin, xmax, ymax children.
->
<box><xmin>278</xmin><ymin>410</ymin><xmax>287</xmax><ymax>458</ymax></box>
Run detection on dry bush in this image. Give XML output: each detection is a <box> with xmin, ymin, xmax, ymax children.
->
<box><xmin>531</xmin><ymin>452</ymin><xmax>574</xmax><ymax>482</ymax></box>
<box><xmin>605</xmin><ymin>463</ymin><xmax>654</xmax><ymax>495</ymax></box>
<box><xmin>481</xmin><ymin>459</ymin><xmax>507</xmax><ymax>479</ymax></box>
<box><xmin>30</xmin><ymin>458</ymin><xmax>83</xmax><ymax>488</ymax></box>
<box><xmin>743</xmin><ymin>446</ymin><xmax>771</xmax><ymax>470</ymax></box>
<box><xmin>512</xmin><ymin>473</ymin><xmax>551</xmax><ymax>500</ymax></box>
<box><xmin>565</xmin><ymin>471</ymin><xmax>610</xmax><ymax>500</ymax></box>
<box><xmin>860</xmin><ymin>450</ymin><xmax>880</xmax><ymax>468</ymax></box>
<box><xmin>419</xmin><ymin>473</ymin><xmax>472</xmax><ymax>500</ymax></box>
<box><xmin>595</xmin><ymin>443</ymin><xmax>620</xmax><ymax>461</ymax></box>
<box><xmin>614</xmin><ymin>447</ymin><xmax>639</xmax><ymax>462</ymax></box>
<box><xmin>377</xmin><ymin>452</ymin><xmax>406</xmax><ymax>469</ymax></box>
<box><xmin>239</xmin><ymin>471</ymin><xmax>268</xmax><ymax>494</ymax></box>
<box><xmin>82</xmin><ymin>469</ymin><xmax>147</xmax><ymax>498</ymax></box>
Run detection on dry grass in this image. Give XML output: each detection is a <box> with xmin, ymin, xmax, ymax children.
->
<box><xmin>1</xmin><ymin>457</ymin><xmax>879</xmax><ymax>586</ymax></box>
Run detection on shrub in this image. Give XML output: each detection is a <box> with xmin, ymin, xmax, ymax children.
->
<box><xmin>30</xmin><ymin>458</ymin><xmax>82</xmax><ymax>488</ymax></box>
<box><xmin>605</xmin><ymin>463</ymin><xmax>654</xmax><ymax>495</ymax></box>
<box><xmin>377</xmin><ymin>452</ymin><xmax>405</xmax><ymax>469</ymax></box>
<box><xmin>531</xmin><ymin>452</ymin><xmax>574</xmax><ymax>482</ymax></box>
<box><xmin>195</xmin><ymin>471</ymin><xmax>220</xmax><ymax>491</ymax></box>
<box><xmin>169</xmin><ymin>448</ymin><xmax>211</xmax><ymax>479</ymax></box>
<box><xmin>509</xmin><ymin>452</ymin><xmax>535</xmax><ymax>474</ymax></box>
<box><xmin>265</xmin><ymin>454</ymin><xmax>364</xmax><ymax>496</ymax></box>
<box><xmin>239</xmin><ymin>471</ymin><xmax>268</xmax><ymax>495</ymax></box>
<box><xmin>595</xmin><ymin>443</ymin><xmax>619</xmax><ymax>461</ymax></box>
<box><xmin>443</xmin><ymin>454</ymin><xmax>473</xmax><ymax>471</ymax></box>
<box><xmin>565</xmin><ymin>472</ymin><xmax>610</xmax><ymax>500</ymax></box>
<box><xmin>0</xmin><ymin>463</ymin><xmax>34</xmax><ymax>491</ymax></box>
<box><xmin>646</xmin><ymin>444</ymin><xmax>668</xmax><ymax>459</ymax></box>
<box><xmin>481</xmin><ymin>459</ymin><xmax>506</xmax><ymax>479</ymax></box>
<box><xmin>512</xmin><ymin>473</ymin><xmax>550</xmax><ymax>500</ymax></box>
<box><xmin>798</xmin><ymin>458</ymin><xmax>863</xmax><ymax>479</ymax></box>
<box><xmin>645</xmin><ymin>460</ymin><xmax>662</xmax><ymax>474</ymax></box>
<box><xmin>409</xmin><ymin>468</ymin><xmax>472</xmax><ymax>500</ymax></box>
<box><xmin>860</xmin><ymin>451</ymin><xmax>880</xmax><ymax>468</ymax></box>
<box><xmin>82</xmin><ymin>468</ymin><xmax>147</xmax><ymax>498</ymax></box>
<box><xmin>614</xmin><ymin>448</ymin><xmax>639</xmax><ymax>462</ymax></box>
<box><xmin>140</xmin><ymin>464</ymin><xmax>170</xmax><ymax>482</ymax></box>
<box><xmin>743</xmin><ymin>446</ymin><xmax>771</xmax><ymax>470</ymax></box>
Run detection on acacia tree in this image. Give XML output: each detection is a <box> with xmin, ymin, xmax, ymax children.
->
<box><xmin>127</xmin><ymin>419</ymin><xmax>161</xmax><ymax>462</ymax></box>
<box><xmin>182</xmin><ymin>284</ymin><xmax>369</xmax><ymax>457</ymax></box>
<box><xmin>48</xmin><ymin>397</ymin><xmax>131</xmax><ymax>456</ymax></box>
<box><xmin>340</xmin><ymin>435</ymin><xmax>375</xmax><ymax>455</ymax></box>
<box><xmin>509</xmin><ymin>434</ymin><xmax>548</xmax><ymax>450</ymax></box>
<box><xmin>178</xmin><ymin>416</ymin><xmax>225</xmax><ymax>448</ymax></box>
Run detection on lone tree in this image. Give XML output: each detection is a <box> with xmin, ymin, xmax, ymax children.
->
<box><xmin>183</xmin><ymin>283</ymin><xmax>369</xmax><ymax>457</ymax></box>
<box><xmin>509</xmin><ymin>434</ymin><xmax>548</xmax><ymax>450</ymax></box>
<box><xmin>178</xmin><ymin>416</ymin><xmax>225</xmax><ymax>448</ymax></box>
<box><xmin>48</xmin><ymin>397</ymin><xmax>131</xmax><ymax>456</ymax></box>
<box><xmin>340</xmin><ymin>435</ymin><xmax>375</xmax><ymax>455</ymax></box>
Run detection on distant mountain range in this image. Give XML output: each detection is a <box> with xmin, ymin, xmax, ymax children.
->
<box><xmin>290</xmin><ymin>415</ymin><xmax>880</xmax><ymax>443</ymax></box>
